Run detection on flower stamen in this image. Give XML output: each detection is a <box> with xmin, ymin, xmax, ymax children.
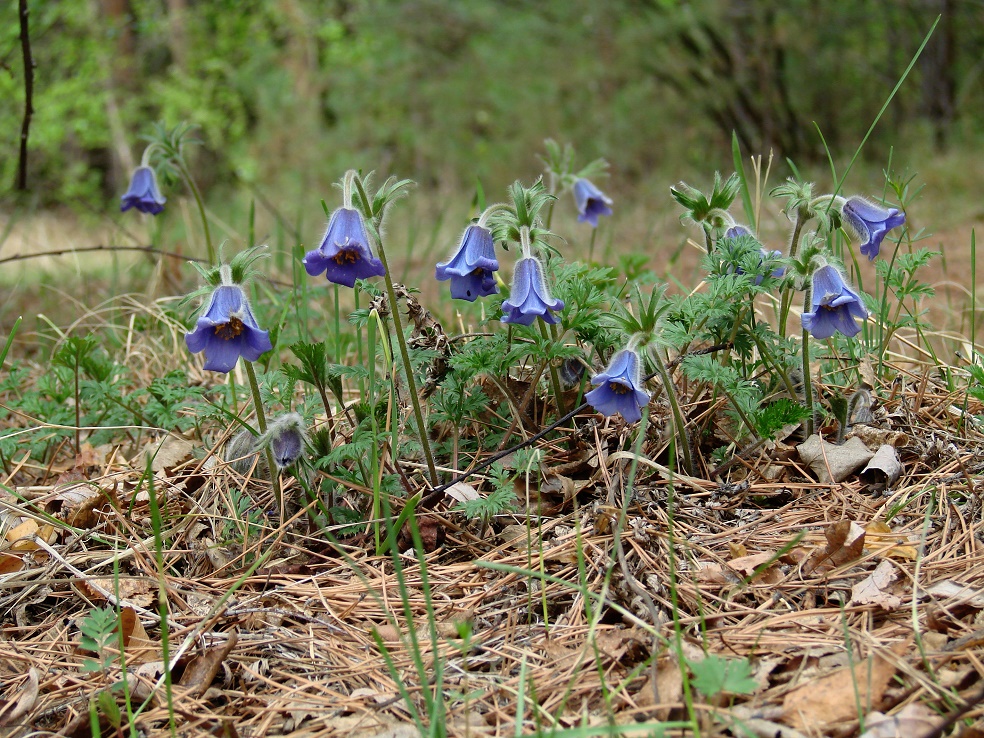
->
<box><xmin>333</xmin><ymin>249</ymin><xmax>360</xmax><ymax>265</ymax></box>
<box><xmin>214</xmin><ymin>317</ymin><xmax>245</xmax><ymax>340</ymax></box>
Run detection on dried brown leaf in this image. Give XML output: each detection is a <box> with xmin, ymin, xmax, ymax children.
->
<box><xmin>850</xmin><ymin>560</ymin><xmax>903</xmax><ymax>610</ymax></box>
<box><xmin>859</xmin><ymin>702</ymin><xmax>937</xmax><ymax>737</ymax></box>
<box><xmin>803</xmin><ymin>520</ymin><xmax>865</xmax><ymax>575</ymax></box>
<box><xmin>0</xmin><ymin>667</ymin><xmax>38</xmax><ymax>727</ymax></box>
<box><xmin>179</xmin><ymin>630</ymin><xmax>238</xmax><ymax>697</ymax></box>
<box><xmin>781</xmin><ymin>640</ymin><xmax>909</xmax><ymax>732</ymax></box>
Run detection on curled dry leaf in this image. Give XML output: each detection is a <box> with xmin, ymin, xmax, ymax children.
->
<box><xmin>179</xmin><ymin>630</ymin><xmax>239</xmax><ymax>697</ymax></box>
<box><xmin>859</xmin><ymin>444</ymin><xmax>903</xmax><ymax>492</ymax></box>
<box><xmin>803</xmin><ymin>520</ymin><xmax>866</xmax><ymax>575</ymax></box>
<box><xmin>143</xmin><ymin>435</ymin><xmax>195</xmax><ymax>472</ymax></box>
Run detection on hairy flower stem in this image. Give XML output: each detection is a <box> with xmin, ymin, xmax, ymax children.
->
<box><xmin>652</xmin><ymin>351</ymin><xmax>695</xmax><ymax>476</ymax></box>
<box><xmin>542</xmin><ymin>321</ymin><xmax>566</xmax><ymax>417</ymax></box>
<box><xmin>242</xmin><ymin>359</ymin><xmax>283</xmax><ymax>513</ymax></box>
<box><xmin>778</xmin><ymin>208</ymin><xmax>809</xmax><ymax>336</ymax></box>
<box><xmin>800</xmin><ymin>287</ymin><xmax>816</xmax><ymax>438</ymax></box>
<box><xmin>176</xmin><ymin>160</ymin><xmax>215</xmax><ymax>265</ymax></box>
<box><xmin>374</xmin><ymin>240</ymin><xmax>439</xmax><ymax>486</ymax></box>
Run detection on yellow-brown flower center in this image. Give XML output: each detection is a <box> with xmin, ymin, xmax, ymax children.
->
<box><xmin>332</xmin><ymin>249</ymin><xmax>360</xmax><ymax>265</ymax></box>
<box><xmin>214</xmin><ymin>317</ymin><xmax>245</xmax><ymax>340</ymax></box>
<box><xmin>609</xmin><ymin>382</ymin><xmax>630</xmax><ymax>395</ymax></box>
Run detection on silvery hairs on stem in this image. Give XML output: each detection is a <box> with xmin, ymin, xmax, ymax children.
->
<box><xmin>226</xmin><ymin>412</ymin><xmax>308</xmax><ymax>477</ymax></box>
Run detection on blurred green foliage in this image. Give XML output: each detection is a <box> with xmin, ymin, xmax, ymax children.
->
<box><xmin>2</xmin><ymin>0</ymin><xmax>981</xmax><ymax>208</ymax></box>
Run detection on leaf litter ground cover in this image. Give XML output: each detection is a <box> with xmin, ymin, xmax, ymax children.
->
<box><xmin>2</xmin><ymin>134</ymin><xmax>984</xmax><ymax>737</ymax></box>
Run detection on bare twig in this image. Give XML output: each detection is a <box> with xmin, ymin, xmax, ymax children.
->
<box><xmin>16</xmin><ymin>0</ymin><xmax>34</xmax><ymax>191</ymax></box>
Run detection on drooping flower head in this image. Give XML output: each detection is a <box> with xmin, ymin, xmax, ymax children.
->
<box><xmin>303</xmin><ymin>207</ymin><xmax>385</xmax><ymax>288</ymax></box>
<box><xmin>585</xmin><ymin>349</ymin><xmax>651</xmax><ymax>424</ymax></box>
<box><xmin>500</xmin><ymin>256</ymin><xmax>564</xmax><ymax>326</ymax></box>
<box><xmin>572</xmin><ymin>178</ymin><xmax>613</xmax><ymax>227</ymax></box>
<box><xmin>185</xmin><ymin>270</ymin><xmax>273</xmax><ymax>373</ymax></box>
<box><xmin>120</xmin><ymin>166</ymin><xmax>166</xmax><ymax>215</ymax></box>
<box><xmin>801</xmin><ymin>265</ymin><xmax>869</xmax><ymax>339</ymax></box>
<box><xmin>225</xmin><ymin>412</ymin><xmax>307</xmax><ymax>474</ymax></box>
<box><xmin>435</xmin><ymin>224</ymin><xmax>499</xmax><ymax>301</ymax></box>
<box><xmin>840</xmin><ymin>197</ymin><xmax>906</xmax><ymax>261</ymax></box>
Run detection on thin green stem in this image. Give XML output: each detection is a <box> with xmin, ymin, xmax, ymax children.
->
<box><xmin>374</xmin><ymin>240</ymin><xmax>439</xmax><ymax>486</ymax></box>
<box><xmin>541</xmin><ymin>320</ymin><xmax>566</xmax><ymax>417</ymax></box>
<box><xmin>242</xmin><ymin>359</ymin><xmax>283</xmax><ymax>512</ymax></box>
<box><xmin>652</xmin><ymin>350</ymin><xmax>694</xmax><ymax>476</ymax></box>
<box><xmin>778</xmin><ymin>208</ymin><xmax>808</xmax><ymax>336</ymax></box>
<box><xmin>176</xmin><ymin>160</ymin><xmax>215</xmax><ymax>265</ymax></box>
<box><xmin>801</xmin><ymin>291</ymin><xmax>816</xmax><ymax>439</ymax></box>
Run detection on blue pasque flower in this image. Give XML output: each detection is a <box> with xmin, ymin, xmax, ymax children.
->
<box><xmin>572</xmin><ymin>178</ymin><xmax>613</xmax><ymax>227</ymax></box>
<box><xmin>185</xmin><ymin>280</ymin><xmax>273</xmax><ymax>373</ymax></box>
<box><xmin>303</xmin><ymin>208</ymin><xmax>385</xmax><ymax>288</ymax></box>
<box><xmin>120</xmin><ymin>166</ymin><xmax>166</xmax><ymax>215</ymax></box>
<box><xmin>500</xmin><ymin>256</ymin><xmax>564</xmax><ymax>326</ymax></box>
<box><xmin>585</xmin><ymin>349</ymin><xmax>651</xmax><ymax>423</ymax></box>
<box><xmin>435</xmin><ymin>224</ymin><xmax>499</xmax><ymax>301</ymax></box>
<box><xmin>841</xmin><ymin>197</ymin><xmax>906</xmax><ymax>261</ymax></box>
<box><xmin>801</xmin><ymin>265</ymin><xmax>869</xmax><ymax>339</ymax></box>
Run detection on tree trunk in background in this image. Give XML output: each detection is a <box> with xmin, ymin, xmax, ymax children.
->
<box><xmin>97</xmin><ymin>0</ymin><xmax>136</xmax><ymax>191</ymax></box>
<box><xmin>920</xmin><ymin>0</ymin><xmax>956</xmax><ymax>149</ymax></box>
<box><xmin>166</xmin><ymin>0</ymin><xmax>188</xmax><ymax>70</ymax></box>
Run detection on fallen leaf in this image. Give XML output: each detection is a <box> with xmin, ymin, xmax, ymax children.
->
<box><xmin>48</xmin><ymin>478</ymin><xmax>120</xmax><ymax>529</ymax></box>
<box><xmin>851</xmin><ymin>560</ymin><xmax>902</xmax><ymax>609</ymax></box>
<box><xmin>5</xmin><ymin>520</ymin><xmax>56</xmax><ymax>552</ymax></box>
<box><xmin>443</xmin><ymin>482</ymin><xmax>480</xmax><ymax>504</ymax></box>
<box><xmin>635</xmin><ymin>656</ymin><xmax>684</xmax><ymax>721</ymax></box>
<box><xmin>797</xmin><ymin>434</ymin><xmax>874</xmax><ymax>483</ymax></box>
<box><xmin>859</xmin><ymin>445</ymin><xmax>903</xmax><ymax>491</ymax></box>
<box><xmin>803</xmin><ymin>520</ymin><xmax>866</xmax><ymax>575</ymax></box>
<box><xmin>0</xmin><ymin>668</ymin><xmax>39</xmax><ymax>727</ymax></box>
<box><xmin>499</xmin><ymin>524</ymin><xmax>532</xmax><ymax>551</ymax></box>
<box><xmin>781</xmin><ymin>640</ymin><xmax>909</xmax><ymax>732</ymax></box>
<box><xmin>865</xmin><ymin>521</ymin><xmax>918</xmax><ymax>560</ymax></box>
<box><xmin>925</xmin><ymin>580</ymin><xmax>984</xmax><ymax>608</ymax></box>
<box><xmin>78</xmin><ymin>577</ymin><xmax>155</xmax><ymax>607</ymax></box>
<box><xmin>727</xmin><ymin>551</ymin><xmax>783</xmax><ymax>584</ymax></box>
<box><xmin>179</xmin><ymin>630</ymin><xmax>238</xmax><ymax>697</ymax></box>
<box><xmin>859</xmin><ymin>702</ymin><xmax>937</xmax><ymax>737</ymax></box>
<box><xmin>144</xmin><ymin>436</ymin><xmax>194</xmax><ymax>472</ymax></box>
<box><xmin>0</xmin><ymin>553</ymin><xmax>23</xmax><ymax>575</ymax></box>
